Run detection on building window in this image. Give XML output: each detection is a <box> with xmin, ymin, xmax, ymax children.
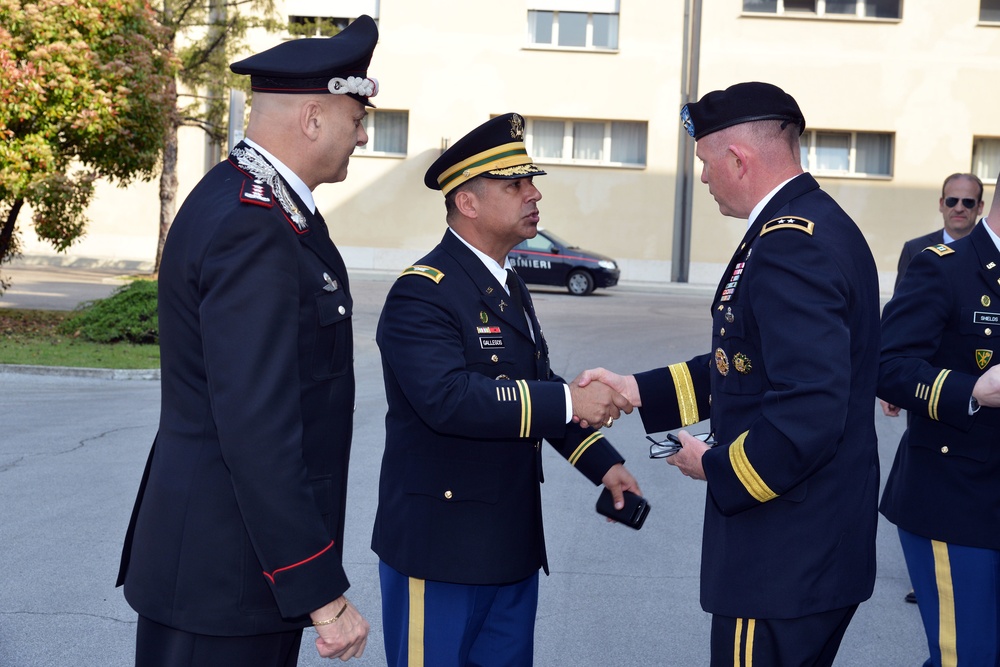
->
<box><xmin>972</xmin><ymin>137</ymin><xmax>1000</xmax><ymax>182</ymax></box>
<box><xmin>981</xmin><ymin>0</ymin><xmax>1000</xmax><ymax>22</ymax></box>
<box><xmin>743</xmin><ymin>0</ymin><xmax>900</xmax><ymax>19</ymax></box>
<box><xmin>286</xmin><ymin>0</ymin><xmax>379</xmax><ymax>36</ymax></box>
<box><xmin>527</xmin><ymin>1</ymin><xmax>619</xmax><ymax>50</ymax></box>
<box><xmin>288</xmin><ymin>16</ymin><xmax>348</xmax><ymax>37</ymax></box>
<box><xmin>526</xmin><ymin>117</ymin><xmax>646</xmax><ymax>167</ymax></box>
<box><xmin>355</xmin><ymin>110</ymin><xmax>408</xmax><ymax>157</ymax></box>
<box><xmin>800</xmin><ymin>130</ymin><xmax>893</xmax><ymax>177</ymax></box>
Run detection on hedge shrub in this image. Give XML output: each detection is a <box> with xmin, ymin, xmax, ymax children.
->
<box><xmin>60</xmin><ymin>279</ymin><xmax>158</xmax><ymax>344</ymax></box>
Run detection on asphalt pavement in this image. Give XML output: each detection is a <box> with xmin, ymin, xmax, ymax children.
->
<box><xmin>0</xmin><ymin>265</ymin><xmax>926</xmax><ymax>666</ymax></box>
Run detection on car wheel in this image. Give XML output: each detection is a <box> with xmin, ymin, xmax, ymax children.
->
<box><xmin>566</xmin><ymin>270</ymin><xmax>595</xmax><ymax>296</ymax></box>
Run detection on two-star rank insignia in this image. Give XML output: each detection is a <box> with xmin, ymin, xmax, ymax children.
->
<box><xmin>760</xmin><ymin>216</ymin><xmax>815</xmax><ymax>237</ymax></box>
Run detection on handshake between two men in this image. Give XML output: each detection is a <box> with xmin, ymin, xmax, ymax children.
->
<box><xmin>568</xmin><ymin>367</ymin><xmax>712</xmax><ymax>483</ymax></box>
<box><xmin>567</xmin><ymin>367</ymin><xmax>642</xmax><ymax>429</ymax></box>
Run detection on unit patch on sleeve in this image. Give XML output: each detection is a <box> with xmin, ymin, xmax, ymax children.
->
<box><xmin>399</xmin><ymin>265</ymin><xmax>445</xmax><ymax>283</ymax></box>
<box><xmin>760</xmin><ymin>216</ymin><xmax>815</xmax><ymax>237</ymax></box>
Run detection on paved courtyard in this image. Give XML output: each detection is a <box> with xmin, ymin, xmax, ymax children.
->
<box><xmin>0</xmin><ymin>268</ymin><xmax>924</xmax><ymax>665</ymax></box>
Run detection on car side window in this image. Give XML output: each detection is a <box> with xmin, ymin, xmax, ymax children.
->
<box><xmin>522</xmin><ymin>236</ymin><xmax>553</xmax><ymax>252</ymax></box>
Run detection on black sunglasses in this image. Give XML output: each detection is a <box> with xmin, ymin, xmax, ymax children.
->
<box><xmin>647</xmin><ymin>432</ymin><xmax>716</xmax><ymax>459</ymax></box>
<box><xmin>944</xmin><ymin>196</ymin><xmax>978</xmax><ymax>209</ymax></box>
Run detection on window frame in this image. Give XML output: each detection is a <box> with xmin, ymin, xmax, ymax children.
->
<box><xmin>526</xmin><ymin>9</ymin><xmax>620</xmax><ymax>51</ymax></box>
<box><xmin>980</xmin><ymin>0</ymin><xmax>1000</xmax><ymax>23</ymax></box>
<box><xmin>799</xmin><ymin>129</ymin><xmax>894</xmax><ymax>179</ymax></box>
<box><xmin>287</xmin><ymin>15</ymin><xmax>348</xmax><ymax>37</ymax></box>
<box><xmin>524</xmin><ymin>117</ymin><xmax>647</xmax><ymax>169</ymax></box>
<box><xmin>353</xmin><ymin>110</ymin><xmax>409</xmax><ymax>158</ymax></box>
<box><xmin>972</xmin><ymin>136</ymin><xmax>1000</xmax><ymax>184</ymax></box>
<box><xmin>741</xmin><ymin>0</ymin><xmax>902</xmax><ymax>20</ymax></box>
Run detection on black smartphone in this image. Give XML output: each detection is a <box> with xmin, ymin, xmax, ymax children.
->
<box><xmin>595</xmin><ymin>487</ymin><xmax>651</xmax><ymax>530</ymax></box>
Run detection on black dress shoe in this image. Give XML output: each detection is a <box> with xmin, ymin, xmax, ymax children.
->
<box><xmin>905</xmin><ymin>590</ymin><xmax>917</xmax><ymax>604</ymax></box>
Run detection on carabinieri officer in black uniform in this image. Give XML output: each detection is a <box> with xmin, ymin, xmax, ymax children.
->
<box><xmin>372</xmin><ymin>113</ymin><xmax>640</xmax><ymax>667</ymax></box>
<box><xmin>577</xmin><ymin>82</ymin><xmax>882</xmax><ymax>666</ymax></box>
<box><xmin>116</xmin><ymin>17</ymin><xmax>379</xmax><ymax>665</ymax></box>
<box><xmin>879</xmin><ymin>200</ymin><xmax>1000</xmax><ymax>665</ymax></box>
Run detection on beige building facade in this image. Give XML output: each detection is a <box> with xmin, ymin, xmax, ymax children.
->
<box><xmin>17</xmin><ymin>0</ymin><xmax>1000</xmax><ymax>294</ymax></box>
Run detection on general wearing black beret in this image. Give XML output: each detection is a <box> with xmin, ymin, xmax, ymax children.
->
<box><xmin>230</xmin><ymin>15</ymin><xmax>379</xmax><ymax>106</ymax></box>
<box><xmin>424</xmin><ymin>113</ymin><xmax>547</xmax><ymax>196</ymax></box>
<box><xmin>680</xmin><ymin>82</ymin><xmax>805</xmax><ymax>140</ymax></box>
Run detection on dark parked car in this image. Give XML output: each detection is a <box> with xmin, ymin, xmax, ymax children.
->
<box><xmin>510</xmin><ymin>228</ymin><xmax>620</xmax><ymax>296</ymax></box>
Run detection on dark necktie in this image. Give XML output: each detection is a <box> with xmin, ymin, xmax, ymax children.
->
<box><xmin>505</xmin><ymin>268</ymin><xmax>525</xmax><ymax>316</ymax></box>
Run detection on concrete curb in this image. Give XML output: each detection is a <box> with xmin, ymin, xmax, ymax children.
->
<box><xmin>0</xmin><ymin>364</ymin><xmax>159</xmax><ymax>381</ymax></box>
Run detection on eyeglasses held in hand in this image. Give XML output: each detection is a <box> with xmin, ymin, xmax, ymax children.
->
<box><xmin>944</xmin><ymin>196</ymin><xmax>978</xmax><ymax>209</ymax></box>
<box><xmin>647</xmin><ymin>432</ymin><xmax>716</xmax><ymax>459</ymax></box>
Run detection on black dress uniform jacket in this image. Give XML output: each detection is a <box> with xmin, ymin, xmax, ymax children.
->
<box><xmin>371</xmin><ymin>230</ymin><xmax>624</xmax><ymax>585</ymax></box>
<box><xmin>894</xmin><ymin>229</ymin><xmax>944</xmax><ymax>292</ymax></box>
<box><xmin>117</xmin><ymin>142</ymin><xmax>355</xmax><ymax>635</ymax></box>
<box><xmin>633</xmin><ymin>173</ymin><xmax>881</xmax><ymax>619</ymax></box>
<box><xmin>879</xmin><ymin>221</ymin><xmax>1000</xmax><ymax>550</ymax></box>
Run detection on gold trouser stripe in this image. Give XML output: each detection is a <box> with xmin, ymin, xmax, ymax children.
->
<box><xmin>407</xmin><ymin>577</ymin><xmax>425</xmax><ymax>667</ymax></box>
<box><xmin>932</xmin><ymin>540</ymin><xmax>958</xmax><ymax>667</ymax></box>
<box><xmin>729</xmin><ymin>432</ymin><xmax>777</xmax><ymax>503</ymax></box>
<box><xmin>733</xmin><ymin>618</ymin><xmax>742</xmax><ymax>666</ymax></box>
<box><xmin>732</xmin><ymin>618</ymin><xmax>756</xmax><ymax>666</ymax></box>
<box><xmin>668</xmin><ymin>362</ymin><xmax>700</xmax><ymax>426</ymax></box>
<box><xmin>516</xmin><ymin>380</ymin><xmax>531</xmax><ymax>438</ymax></box>
<box><xmin>569</xmin><ymin>432</ymin><xmax>604</xmax><ymax>466</ymax></box>
<box><xmin>928</xmin><ymin>369</ymin><xmax>950</xmax><ymax>421</ymax></box>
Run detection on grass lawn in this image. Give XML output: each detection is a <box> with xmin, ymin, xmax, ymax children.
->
<box><xmin>0</xmin><ymin>308</ymin><xmax>160</xmax><ymax>369</ymax></box>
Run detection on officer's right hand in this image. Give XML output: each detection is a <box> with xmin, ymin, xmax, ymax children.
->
<box><xmin>973</xmin><ymin>365</ymin><xmax>1000</xmax><ymax>408</ymax></box>
<box><xmin>312</xmin><ymin>596</ymin><xmax>369</xmax><ymax>660</ymax></box>
<box><xmin>879</xmin><ymin>399</ymin><xmax>901</xmax><ymax>417</ymax></box>
<box><xmin>569</xmin><ymin>378</ymin><xmax>633</xmax><ymax>429</ymax></box>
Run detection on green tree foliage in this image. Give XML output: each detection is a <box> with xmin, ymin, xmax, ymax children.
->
<box><xmin>0</xmin><ymin>0</ymin><xmax>177</xmax><ymax>292</ymax></box>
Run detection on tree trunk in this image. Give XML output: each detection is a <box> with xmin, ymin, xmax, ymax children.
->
<box><xmin>0</xmin><ymin>198</ymin><xmax>24</xmax><ymax>265</ymax></box>
<box><xmin>0</xmin><ymin>198</ymin><xmax>24</xmax><ymax>293</ymax></box>
<box><xmin>154</xmin><ymin>77</ymin><xmax>180</xmax><ymax>277</ymax></box>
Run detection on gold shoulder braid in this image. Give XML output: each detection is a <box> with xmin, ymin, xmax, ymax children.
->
<box><xmin>230</xmin><ymin>146</ymin><xmax>308</xmax><ymax>231</ymax></box>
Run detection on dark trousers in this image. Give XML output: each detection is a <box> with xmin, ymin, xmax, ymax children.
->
<box><xmin>710</xmin><ymin>604</ymin><xmax>858</xmax><ymax>667</ymax></box>
<box><xmin>135</xmin><ymin>615</ymin><xmax>302</xmax><ymax>667</ymax></box>
<box><xmin>379</xmin><ymin>560</ymin><xmax>539</xmax><ymax>667</ymax></box>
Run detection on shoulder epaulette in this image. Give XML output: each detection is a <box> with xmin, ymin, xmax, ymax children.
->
<box><xmin>399</xmin><ymin>265</ymin><xmax>445</xmax><ymax>283</ymax></box>
<box><xmin>760</xmin><ymin>216</ymin><xmax>815</xmax><ymax>237</ymax></box>
<box><xmin>923</xmin><ymin>244</ymin><xmax>954</xmax><ymax>257</ymax></box>
<box><xmin>239</xmin><ymin>179</ymin><xmax>273</xmax><ymax>208</ymax></box>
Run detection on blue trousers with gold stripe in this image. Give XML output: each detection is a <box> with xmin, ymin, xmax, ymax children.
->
<box><xmin>899</xmin><ymin>527</ymin><xmax>1000</xmax><ymax>667</ymax></box>
<box><xmin>379</xmin><ymin>560</ymin><xmax>538</xmax><ymax>667</ymax></box>
<box><xmin>709</xmin><ymin>605</ymin><xmax>856</xmax><ymax>667</ymax></box>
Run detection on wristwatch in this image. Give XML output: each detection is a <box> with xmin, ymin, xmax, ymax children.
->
<box><xmin>970</xmin><ymin>396</ymin><xmax>981</xmax><ymax>413</ymax></box>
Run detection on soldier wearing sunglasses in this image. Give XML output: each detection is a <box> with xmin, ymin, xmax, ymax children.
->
<box><xmin>893</xmin><ymin>173</ymin><xmax>984</xmax><ymax>292</ymax></box>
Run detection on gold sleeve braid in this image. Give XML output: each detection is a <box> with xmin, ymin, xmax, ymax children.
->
<box><xmin>729</xmin><ymin>431</ymin><xmax>778</xmax><ymax>503</ymax></box>
<box><xmin>668</xmin><ymin>362</ymin><xmax>700</xmax><ymax>427</ymax></box>
<box><xmin>569</xmin><ymin>432</ymin><xmax>605</xmax><ymax>466</ymax></box>
<box><xmin>928</xmin><ymin>369</ymin><xmax>950</xmax><ymax>421</ymax></box>
<box><xmin>515</xmin><ymin>379</ymin><xmax>532</xmax><ymax>437</ymax></box>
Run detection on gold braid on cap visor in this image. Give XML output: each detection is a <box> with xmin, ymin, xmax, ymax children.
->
<box><xmin>438</xmin><ymin>142</ymin><xmax>535</xmax><ymax>195</ymax></box>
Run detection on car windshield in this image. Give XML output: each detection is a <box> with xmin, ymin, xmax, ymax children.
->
<box><xmin>538</xmin><ymin>228</ymin><xmax>577</xmax><ymax>249</ymax></box>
